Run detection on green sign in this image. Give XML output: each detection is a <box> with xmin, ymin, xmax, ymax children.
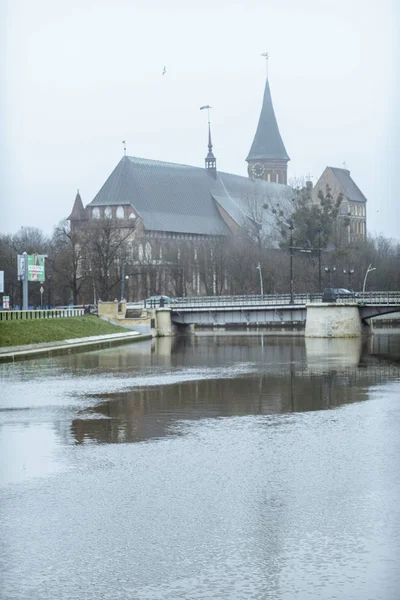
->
<box><xmin>27</xmin><ymin>255</ymin><xmax>45</xmax><ymax>282</ymax></box>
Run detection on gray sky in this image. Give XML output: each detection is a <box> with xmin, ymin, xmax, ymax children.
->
<box><xmin>1</xmin><ymin>0</ymin><xmax>398</xmax><ymax>240</ymax></box>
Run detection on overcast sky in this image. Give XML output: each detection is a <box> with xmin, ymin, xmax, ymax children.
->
<box><xmin>1</xmin><ymin>0</ymin><xmax>398</xmax><ymax>240</ymax></box>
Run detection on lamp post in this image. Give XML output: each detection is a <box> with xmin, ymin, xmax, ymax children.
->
<box><xmin>362</xmin><ymin>264</ymin><xmax>376</xmax><ymax>293</ymax></box>
<box><xmin>289</xmin><ymin>222</ymin><xmax>294</xmax><ymax>304</ymax></box>
<box><xmin>324</xmin><ymin>266</ymin><xmax>336</xmax><ymax>288</ymax></box>
<box><xmin>120</xmin><ymin>246</ymin><xmax>126</xmax><ymax>301</ymax></box>
<box><xmin>256</xmin><ymin>262</ymin><xmax>264</xmax><ymax>296</ymax></box>
<box><xmin>343</xmin><ymin>268</ymin><xmax>354</xmax><ymax>289</ymax></box>
<box><xmin>318</xmin><ymin>227</ymin><xmax>322</xmax><ymax>293</ymax></box>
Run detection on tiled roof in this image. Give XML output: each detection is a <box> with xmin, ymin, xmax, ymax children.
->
<box><xmin>87</xmin><ymin>156</ymin><xmax>290</xmax><ymax>237</ymax></box>
<box><xmin>329</xmin><ymin>167</ymin><xmax>367</xmax><ymax>203</ymax></box>
<box><xmin>246</xmin><ymin>79</ymin><xmax>290</xmax><ymax>162</ymax></box>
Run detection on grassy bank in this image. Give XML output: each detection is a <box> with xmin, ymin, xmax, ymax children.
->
<box><xmin>0</xmin><ymin>316</ymin><xmax>127</xmax><ymax>348</ymax></box>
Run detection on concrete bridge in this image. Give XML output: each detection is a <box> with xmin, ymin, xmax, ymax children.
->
<box><xmin>128</xmin><ymin>292</ymin><xmax>400</xmax><ymax>338</ymax></box>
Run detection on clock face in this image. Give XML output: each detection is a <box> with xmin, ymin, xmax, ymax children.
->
<box><xmin>251</xmin><ymin>163</ymin><xmax>265</xmax><ymax>178</ymax></box>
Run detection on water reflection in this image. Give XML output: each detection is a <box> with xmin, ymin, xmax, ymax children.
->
<box><xmin>70</xmin><ymin>333</ymin><xmax>400</xmax><ymax>445</ymax></box>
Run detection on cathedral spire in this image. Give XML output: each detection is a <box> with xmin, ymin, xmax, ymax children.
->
<box><xmin>200</xmin><ymin>105</ymin><xmax>217</xmax><ymax>177</ymax></box>
<box><xmin>247</xmin><ymin>60</ymin><xmax>290</xmax><ymax>184</ymax></box>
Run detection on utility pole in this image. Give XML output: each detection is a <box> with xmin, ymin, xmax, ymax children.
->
<box><xmin>257</xmin><ymin>262</ymin><xmax>264</xmax><ymax>296</ymax></box>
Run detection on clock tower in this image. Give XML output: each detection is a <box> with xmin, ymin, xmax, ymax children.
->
<box><xmin>246</xmin><ymin>69</ymin><xmax>290</xmax><ymax>184</ymax></box>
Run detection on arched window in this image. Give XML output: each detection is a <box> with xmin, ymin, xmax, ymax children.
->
<box><xmin>104</xmin><ymin>206</ymin><xmax>112</xmax><ymax>219</ymax></box>
<box><xmin>92</xmin><ymin>207</ymin><xmax>100</xmax><ymax>219</ymax></box>
<box><xmin>128</xmin><ymin>212</ymin><xmax>136</xmax><ymax>219</ymax></box>
<box><xmin>145</xmin><ymin>242</ymin><xmax>152</xmax><ymax>261</ymax></box>
<box><xmin>138</xmin><ymin>244</ymin><xmax>144</xmax><ymax>261</ymax></box>
<box><xmin>116</xmin><ymin>206</ymin><xmax>124</xmax><ymax>219</ymax></box>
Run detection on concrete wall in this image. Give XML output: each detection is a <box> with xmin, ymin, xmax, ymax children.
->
<box><xmin>305</xmin><ymin>303</ymin><xmax>362</xmax><ymax>338</ymax></box>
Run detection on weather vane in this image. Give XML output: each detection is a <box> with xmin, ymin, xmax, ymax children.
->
<box><xmin>200</xmin><ymin>105</ymin><xmax>212</xmax><ymax>126</ymax></box>
<box><xmin>261</xmin><ymin>52</ymin><xmax>269</xmax><ymax>78</ymax></box>
<box><xmin>122</xmin><ymin>140</ymin><xmax>126</xmax><ymax>156</ymax></box>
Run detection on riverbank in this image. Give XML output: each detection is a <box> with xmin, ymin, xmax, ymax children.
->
<box><xmin>0</xmin><ymin>315</ymin><xmax>129</xmax><ymax>347</ymax></box>
<box><xmin>0</xmin><ymin>316</ymin><xmax>151</xmax><ymax>362</ymax></box>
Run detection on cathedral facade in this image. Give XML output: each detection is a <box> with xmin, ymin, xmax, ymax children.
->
<box><xmin>68</xmin><ymin>72</ymin><xmax>367</xmax><ymax>300</ymax></box>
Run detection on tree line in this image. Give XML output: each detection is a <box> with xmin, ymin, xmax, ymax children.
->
<box><xmin>0</xmin><ymin>186</ymin><xmax>399</xmax><ymax>307</ymax></box>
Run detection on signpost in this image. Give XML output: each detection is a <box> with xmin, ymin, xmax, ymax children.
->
<box><xmin>3</xmin><ymin>296</ymin><xmax>10</xmax><ymax>310</ymax></box>
<box><xmin>18</xmin><ymin>253</ymin><xmax>47</xmax><ymax>310</ymax></box>
<box><xmin>40</xmin><ymin>286</ymin><xmax>44</xmax><ymax>308</ymax></box>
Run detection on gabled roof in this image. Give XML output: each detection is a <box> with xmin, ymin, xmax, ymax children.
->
<box><xmin>87</xmin><ymin>156</ymin><xmax>290</xmax><ymax>237</ymax></box>
<box><xmin>67</xmin><ymin>190</ymin><xmax>86</xmax><ymax>221</ymax></box>
<box><xmin>246</xmin><ymin>78</ymin><xmax>290</xmax><ymax>162</ymax></box>
<box><xmin>328</xmin><ymin>167</ymin><xmax>367</xmax><ymax>203</ymax></box>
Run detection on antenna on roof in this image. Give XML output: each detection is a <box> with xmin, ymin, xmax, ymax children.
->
<box><xmin>261</xmin><ymin>52</ymin><xmax>269</xmax><ymax>79</ymax></box>
<box><xmin>122</xmin><ymin>140</ymin><xmax>126</xmax><ymax>156</ymax></box>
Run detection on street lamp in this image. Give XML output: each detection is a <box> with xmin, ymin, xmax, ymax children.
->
<box><xmin>281</xmin><ymin>221</ymin><xmax>295</xmax><ymax>304</ymax></box>
<box><xmin>343</xmin><ymin>268</ymin><xmax>355</xmax><ymax>289</ymax></box>
<box><xmin>281</xmin><ymin>220</ymin><xmax>294</xmax><ymax>303</ymax></box>
<box><xmin>256</xmin><ymin>262</ymin><xmax>264</xmax><ymax>296</ymax></box>
<box><xmin>324</xmin><ymin>266</ymin><xmax>336</xmax><ymax>288</ymax></box>
<box><xmin>318</xmin><ymin>227</ymin><xmax>322</xmax><ymax>293</ymax></box>
<box><xmin>362</xmin><ymin>264</ymin><xmax>376</xmax><ymax>293</ymax></box>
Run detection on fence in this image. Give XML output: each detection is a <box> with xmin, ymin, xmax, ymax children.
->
<box><xmin>0</xmin><ymin>307</ymin><xmax>86</xmax><ymax>321</ymax></box>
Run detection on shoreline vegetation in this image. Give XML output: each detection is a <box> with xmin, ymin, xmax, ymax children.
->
<box><xmin>0</xmin><ymin>315</ymin><xmax>127</xmax><ymax>348</ymax></box>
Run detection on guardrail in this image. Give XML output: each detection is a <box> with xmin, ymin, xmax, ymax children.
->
<box><xmin>127</xmin><ymin>291</ymin><xmax>400</xmax><ymax>310</ymax></box>
<box><xmin>0</xmin><ymin>308</ymin><xmax>86</xmax><ymax>321</ymax></box>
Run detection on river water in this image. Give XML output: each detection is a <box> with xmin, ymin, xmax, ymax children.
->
<box><xmin>1</xmin><ymin>332</ymin><xmax>400</xmax><ymax>600</ymax></box>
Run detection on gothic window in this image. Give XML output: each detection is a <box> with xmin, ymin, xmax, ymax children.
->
<box><xmin>104</xmin><ymin>206</ymin><xmax>112</xmax><ymax>219</ymax></box>
<box><xmin>116</xmin><ymin>206</ymin><xmax>124</xmax><ymax>219</ymax></box>
<box><xmin>138</xmin><ymin>244</ymin><xmax>144</xmax><ymax>261</ymax></box>
<box><xmin>267</xmin><ymin>173</ymin><xmax>271</xmax><ymax>182</ymax></box>
<box><xmin>128</xmin><ymin>211</ymin><xmax>136</xmax><ymax>219</ymax></box>
<box><xmin>145</xmin><ymin>242</ymin><xmax>152</xmax><ymax>261</ymax></box>
<box><xmin>275</xmin><ymin>173</ymin><xmax>279</xmax><ymax>183</ymax></box>
<box><xmin>92</xmin><ymin>207</ymin><xmax>100</xmax><ymax>219</ymax></box>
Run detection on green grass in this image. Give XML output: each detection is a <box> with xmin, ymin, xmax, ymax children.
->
<box><xmin>0</xmin><ymin>315</ymin><xmax>127</xmax><ymax>348</ymax></box>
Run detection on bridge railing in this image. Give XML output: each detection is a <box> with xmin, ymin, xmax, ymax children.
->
<box><xmin>170</xmin><ymin>293</ymin><xmax>315</xmax><ymax>308</ymax></box>
<box><xmin>126</xmin><ymin>291</ymin><xmax>400</xmax><ymax>311</ymax></box>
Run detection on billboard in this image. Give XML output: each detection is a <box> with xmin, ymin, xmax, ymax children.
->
<box><xmin>27</xmin><ymin>255</ymin><xmax>46</xmax><ymax>282</ymax></box>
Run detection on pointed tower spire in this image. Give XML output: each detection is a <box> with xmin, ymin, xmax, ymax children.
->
<box><xmin>67</xmin><ymin>189</ymin><xmax>87</xmax><ymax>230</ymax></box>
<box><xmin>247</xmin><ymin>58</ymin><xmax>290</xmax><ymax>184</ymax></box>
<box><xmin>200</xmin><ymin>105</ymin><xmax>217</xmax><ymax>177</ymax></box>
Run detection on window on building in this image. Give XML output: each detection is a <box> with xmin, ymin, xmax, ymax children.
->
<box><xmin>104</xmin><ymin>206</ymin><xmax>112</xmax><ymax>219</ymax></box>
<box><xmin>92</xmin><ymin>207</ymin><xmax>100</xmax><ymax>219</ymax></box>
<box><xmin>116</xmin><ymin>206</ymin><xmax>124</xmax><ymax>219</ymax></box>
<box><xmin>138</xmin><ymin>244</ymin><xmax>144</xmax><ymax>261</ymax></box>
<box><xmin>145</xmin><ymin>242</ymin><xmax>152</xmax><ymax>261</ymax></box>
<box><xmin>128</xmin><ymin>212</ymin><xmax>136</xmax><ymax>219</ymax></box>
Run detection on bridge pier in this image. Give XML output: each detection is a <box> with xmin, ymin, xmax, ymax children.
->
<box><xmin>156</xmin><ymin>308</ymin><xmax>175</xmax><ymax>336</ymax></box>
<box><xmin>305</xmin><ymin>303</ymin><xmax>362</xmax><ymax>338</ymax></box>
